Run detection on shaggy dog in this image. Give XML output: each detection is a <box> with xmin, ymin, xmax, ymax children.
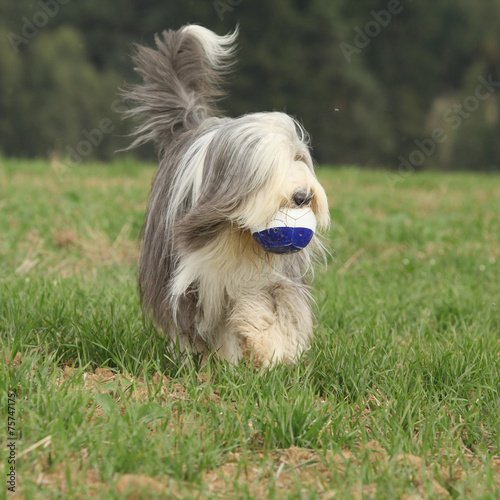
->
<box><xmin>124</xmin><ymin>25</ymin><xmax>329</xmax><ymax>367</ymax></box>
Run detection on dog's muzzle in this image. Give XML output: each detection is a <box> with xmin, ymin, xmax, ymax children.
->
<box><xmin>251</xmin><ymin>207</ymin><xmax>317</xmax><ymax>254</ymax></box>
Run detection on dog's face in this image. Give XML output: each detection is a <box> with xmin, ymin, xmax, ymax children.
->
<box><xmin>242</xmin><ymin>156</ymin><xmax>329</xmax><ymax>232</ymax></box>
<box><xmin>172</xmin><ymin>111</ymin><xmax>329</xmax><ymax>253</ymax></box>
<box><xmin>224</xmin><ymin>115</ymin><xmax>330</xmax><ymax>234</ymax></box>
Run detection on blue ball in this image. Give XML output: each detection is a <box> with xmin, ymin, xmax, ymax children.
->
<box><xmin>252</xmin><ymin>208</ymin><xmax>316</xmax><ymax>254</ymax></box>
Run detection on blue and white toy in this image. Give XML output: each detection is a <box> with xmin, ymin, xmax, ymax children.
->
<box><xmin>252</xmin><ymin>207</ymin><xmax>317</xmax><ymax>254</ymax></box>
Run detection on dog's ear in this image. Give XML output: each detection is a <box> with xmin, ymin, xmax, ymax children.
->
<box><xmin>174</xmin><ymin>200</ymin><xmax>233</xmax><ymax>253</ymax></box>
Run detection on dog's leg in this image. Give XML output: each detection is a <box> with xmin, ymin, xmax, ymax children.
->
<box><xmin>210</xmin><ymin>325</ymin><xmax>245</xmax><ymax>364</ymax></box>
<box><xmin>229</xmin><ymin>284</ymin><xmax>313</xmax><ymax>367</ymax></box>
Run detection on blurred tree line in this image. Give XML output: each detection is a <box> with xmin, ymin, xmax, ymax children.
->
<box><xmin>0</xmin><ymin>0</ymin><xmax>499</xmax><ymax>170</ymax></box>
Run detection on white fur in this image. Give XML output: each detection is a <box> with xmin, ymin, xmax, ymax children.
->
<box><xmin>181</xmin><ymin>25</ymin><xmax>238</xmax><ymax>69</ymax></box>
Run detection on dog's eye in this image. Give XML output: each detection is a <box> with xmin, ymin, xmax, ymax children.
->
<box><xmin>294</xmin><ymin>154</ymin><xmax>304</xmax><ymax>162</ymax></box>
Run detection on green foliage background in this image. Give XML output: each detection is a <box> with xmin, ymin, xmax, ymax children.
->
<box><xmin>0</xmin><ymin>0</ymin><xmax>499</xmax><ymax>169</ymax></box>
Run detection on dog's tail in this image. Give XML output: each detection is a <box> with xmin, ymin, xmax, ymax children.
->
<box><xmin>122</xmin><ymin>25</ymin><xmax>237</xmax><ymax>151</ymax></box>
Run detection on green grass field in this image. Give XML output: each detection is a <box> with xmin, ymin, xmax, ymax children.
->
<box><xmin>1</xmin><ymin>158</ymin><xmax>499</xmax><ymax>499</ymax></box>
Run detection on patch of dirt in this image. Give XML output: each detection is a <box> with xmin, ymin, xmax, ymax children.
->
<box><xmin>31</xmin><ymin>466</ymin><xmax>103</xmax><ymax>498</ymax></box>
<box><xmin>61</xmin><ymin>365</ymin><xmax>176</xmax><ymax>403</ymax></box>
<box><xmin>115</xmin><ymin>474</ymin><xmax>178</xmax><ymax>499</ymax></box>
<box><xmin>203</xmin><ymin>444</ymin><xmax>451</xmax><ymax>499</ymax></box>
<box><xmin>54</xmin><ymin>229</ymin><xmax>79</xmax><ymax>249</ymax></box>
<box><xmin>5</xmin><ymin>351</ymin><xmax>23</xmax><ymax>367</ymax></box>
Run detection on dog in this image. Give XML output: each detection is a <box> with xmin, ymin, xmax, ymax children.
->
<box><xmin>123</xmin><ymin>25</ymin><xmax>330</xmax><ymax>367</ymax></box>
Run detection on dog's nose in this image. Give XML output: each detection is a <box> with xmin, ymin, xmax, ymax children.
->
<box><xmin>293</xmin><ymin>190</ymin><xmax>313</xmax><ymax>207</ymax></box>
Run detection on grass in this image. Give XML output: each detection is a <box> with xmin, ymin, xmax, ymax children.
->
<box><xmin>1</xmin><ymin>157</ymin><xmax>499</xmax><ymax>499</ymax></box>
